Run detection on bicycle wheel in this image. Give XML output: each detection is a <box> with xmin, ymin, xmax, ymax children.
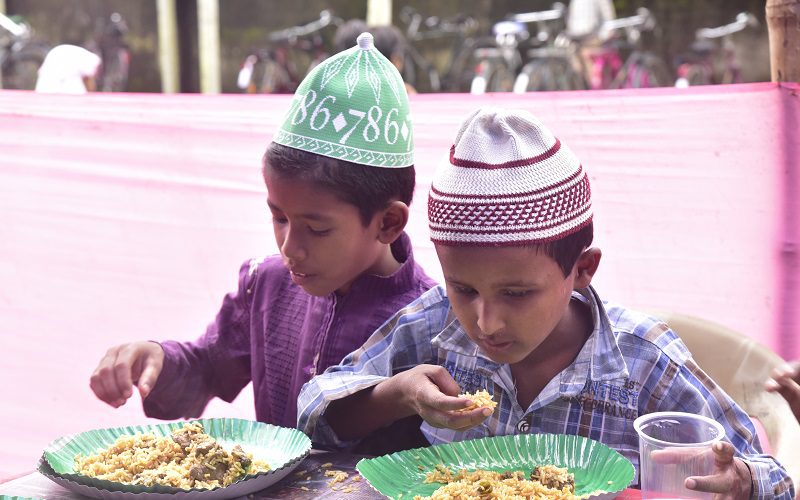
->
<box><xmin>616</xmin><ymin>53</ymin><xmax>672</xmax><ymax>89</ymax></box>
<box><xmin>517</xmin><ymin>59</ymin><xmax>563</xmax><ymax>92</ymax></box>
<box><xmin>486</xmin><ymin>60</ymin><xmax>516</xmax><ymax>93</ymax></box>
<box><xmin>686</xmin><ymin>64</ymin><xmax>713</xmax><ymax>86</ymax></box>
<box><xmin>2</xmin><ymin>43</ymin><xmax>50</xmax><ymax>90</ymax></box>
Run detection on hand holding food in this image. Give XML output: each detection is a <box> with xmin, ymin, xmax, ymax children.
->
<box><xmin>387</xmin><ymin>365</ymin><xmax>493</xmax><ymax>431</ymax></box>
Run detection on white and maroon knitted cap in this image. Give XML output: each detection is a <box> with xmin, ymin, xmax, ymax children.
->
<box><xmin>428</xmin><ymin>108</ymin><xmax>592</xmax><ymax>246</ymax></box>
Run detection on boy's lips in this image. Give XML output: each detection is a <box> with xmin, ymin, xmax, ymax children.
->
<box><xmin>480</xmin><ymin>338</ymin><xmax>514</xmax><ymax>353</ymax></box>
<box><xmin>289</xmin><ymin>269</ymin><xmax>316</xmax><ymax>285</ymax></box>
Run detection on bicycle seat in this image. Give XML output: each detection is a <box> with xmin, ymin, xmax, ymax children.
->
<box><xmin>689</xmin><ymin>39</ymin><xmax>714</xmax><ymax>55</ymax></box>
<box><xmin>492</xmin><ymin>20</ymin><xmax>526</xmax><ymax>37</ymax></box>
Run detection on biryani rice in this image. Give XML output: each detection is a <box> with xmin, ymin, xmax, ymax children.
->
<box><xmin>74</xmin><ymin>422</ymin><xmax>270</xmax><ymax>490</ymax></box>
<box><xmin>415</xmin><ymin>465</ymin><xmax>576</xmax><ymax>500</ymax></box>
<box><xmin>454</xmin><ymin>390</ymin><xmax>498</xmax><ymax>413</ymax></box>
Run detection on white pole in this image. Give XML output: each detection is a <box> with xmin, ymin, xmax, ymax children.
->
<box><xmin>197</xmin><ymin>0</ymin><xmax>221</xmax><ymax>93</ymax></box>
<box><xmin>156</xmin><ymin>0</ymin><xmax>180</xmax><ymax>93</ymax></box>
<box><xmin>366</xmin><ymin>0</ymin><xmax>393</xmax><ymax>26</ymax></box>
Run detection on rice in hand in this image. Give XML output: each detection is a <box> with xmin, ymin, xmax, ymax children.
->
<box><xmin>74</xmin><ymin>422</ymin><xmax>270</xmax><ymax>489</ymax></box>
<box><xmin>453</xmin><ymin>390</ymin><xmax>498</xmax><ymax>413</ymax></box>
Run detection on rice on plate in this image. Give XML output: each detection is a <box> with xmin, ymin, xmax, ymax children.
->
<box><xmin>75</xmin><ymin>422</ymin><xmax>270</xmax><ymax>489</ymax></box>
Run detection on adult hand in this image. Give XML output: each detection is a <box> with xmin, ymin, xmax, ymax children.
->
<box><xmin>765</xmin><ymin>361</ymin><xmax>800</xmax><ymax>422</ymax></box>
<box><xmin>89</xmin><ymin>341</ymin><xmax>164</xmax><ymax>407</ymax></box>
<box><xmin>391</xmin><ymin>364</ymin><xmax>493</xmax><ymax>431</ymax></box>
<box><xmin>651</xmin><ymin>441</ymin><xmax>752</xmax><ymax>500</ymax></box>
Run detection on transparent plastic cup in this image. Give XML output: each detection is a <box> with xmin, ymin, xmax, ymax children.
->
<box><xmin>633</xmin><ymin>411</ymin><xmax>725</xmax><ymax>500</ymax></box>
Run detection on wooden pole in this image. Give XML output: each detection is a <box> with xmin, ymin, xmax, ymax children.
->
<box><xmin>156</xmin><ymin>0</ymin><xmax>180</xmax><ymax>93</ymax></box>
<box><xmin>766</xmin><ymin>0</ymin><xmax>800</xmax><ymax>82</ymax></box>
<box><xmin>197</xmin><ymin>0</ymin><xmax>221</xmax><ymax>94</ymax></box>
<box><xmin>366</xmin><ymin>0</ymin><xmax>392</xmax><ymax>27</ymax></box>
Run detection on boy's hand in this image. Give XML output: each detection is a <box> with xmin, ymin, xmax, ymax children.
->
<box><xmin>651</xmin><ymin>441</ymin><xmax>752</xmax><ymax>500</ymax></box>
<box><xmin>765</xmin><ymin>361</ymin><xmax>800</xmax><ymax>421</ymax></box>
<box><xmin>89</xmin><ymin>341</ymin><xmax>164</xmax><ymax>408</ymax></box>
<box><xmin>391</xmin><ymin>365</ymin><xmax>493</xmax><ymax>431</ymax></box>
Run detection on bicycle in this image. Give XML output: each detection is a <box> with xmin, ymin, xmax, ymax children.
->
<box><xmin>470</xmin><ymin>3</ymin><xmax>578</xmax><ymax>94</ymax></box>
<box><xmin>0</xmin><ymin>12</ymin><xmax>50</xmax><ymax>90</ymax></box>
<box><xmin>237</xmin><ymin>10</ymin><xmax>342</xmax><ymax>94</ymax></box>
<box><xmin>600</xmin><ymin>8</ymin><xmax>673</xmax><ymax>89</ymax></box>
<box><xmin>511</xmin><ymin>4</ymin><xmax>590</xmax><ymax>93</ymax></box>
<box><xmin>674</xmin><ymin>12</ymin><xmax>759</xmax><ymax>87</ymax></box>
<box><xmin>397</xmin><ymin>6</ymin><xmax>480</xmax><ymax>93</ymax></box>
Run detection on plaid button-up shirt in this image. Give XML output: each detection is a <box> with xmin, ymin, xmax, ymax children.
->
<box><xmin>299</xmin><ymin>285</ymin><xmax>794</xmax><ymax>498</ymax></box>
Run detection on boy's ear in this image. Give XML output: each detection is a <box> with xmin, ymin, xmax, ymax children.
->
<box><xmin>377</xmin><ymin>201</ymin><xmax>409</xmax><ymax>244</ymax></box>
<box><xmin>573</xmin><ymin>247</ymin><xmax>601</xmax><ymax>289</ymax></box>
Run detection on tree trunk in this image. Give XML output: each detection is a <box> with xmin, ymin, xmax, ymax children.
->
<box><xmin>766</xmin><ymin>0</ymin><xmax>800</xmax><ymax>82</ymax></box>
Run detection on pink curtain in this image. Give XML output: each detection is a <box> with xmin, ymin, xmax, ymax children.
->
<box><xmin>0</xmin><ymin>83</ymin><xmax>797</xmax><ymax>476</ymax></box>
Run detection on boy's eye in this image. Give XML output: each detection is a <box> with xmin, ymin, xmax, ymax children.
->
<box><xmin>450</xmin><ymin>284</ymin><xmax>476</xmax><ymax>296</ymax></box>
<box><xmin>502</xmin><ymin>289</ymin><xmax>531</xmax><ymax>298</ymax></box>
<box><xmin>308</xmin><ymin>227</ymin><xmax>332</xmax><ymax>236</ymax></box>
<box><xmin>271</xmin><ymin>216</ymin><xmax>288</xmax><ymax>224</ymax></box>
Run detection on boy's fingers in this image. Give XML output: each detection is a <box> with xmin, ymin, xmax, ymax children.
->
<box><xmin>649</xmin><ymin>447</ymin><xmax>708</xmax><ymax>465</ymax></box>
<box><xmin>137</xmin><ymin>359</ymin><xmax>162</xmax><ymax>400</ymax></box>
<box><xmin>711</xmin><ymin>441</ymin><xmax>735</xmax><ymax>465</ymax></box>
<box><xmin>425</xmin><ymin>366</ymin><xmax>461</xmax><ymax>397</ymax></box>
<box><xmin>427</xmin><ymin>407</ymin><xmax>490</xmax><ymax>430</ymax></box>
<box><xmin>112</xmin><ymin>347</ymin><xmax>137</xmax><ymax>400</ymax></box>
<box><xmin>685</xmin><ymin>474</ymin><xmax>731</xmax><ymax>494</ymax></box>
<box><xmin>89</xmin><ymin>347</ymin><xmax>125</xmax><ymax>405</ymax></box>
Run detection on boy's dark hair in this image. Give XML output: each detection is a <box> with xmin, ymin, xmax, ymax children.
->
<box><xmin>264</xmin><ymin>142</ymin><xmax>416</xmax><ymax>227</ymax></box>
<box><xmin>370</xmin><ymin>25</ymin><xmax>407</xmax><ymax>60</ymax></box>
<box><xmin>536</xmin><ymin>222</ymin><xmax>594</xmax><ymax>277</ymax></box>
<box><xmin>333</xmin><ymin>18</ymin><xmax>368</xmax><ymax>53</ymax></box>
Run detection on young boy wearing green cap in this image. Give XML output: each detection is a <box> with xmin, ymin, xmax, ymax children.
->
<box><xmin>298</xmin><ymin>107</ymin><xmax>795</xmax><ymax>499</ymax></box>
<box><xmin>89</xmin><ymin>33</ymin><xmax>435</xmax><ymax>443</ymax></box>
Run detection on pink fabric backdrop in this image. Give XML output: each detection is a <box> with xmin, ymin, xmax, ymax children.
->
<box><xmin>1</xmin><ymin>83</ymin><xmax>797</xmax><ymax>476</ymax></box>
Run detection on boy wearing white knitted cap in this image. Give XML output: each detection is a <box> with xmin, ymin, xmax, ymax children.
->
<box><xmin>89</xmin><ymin>33</ymin><xmax>435</xmax><ymax>447</ymax></box>
<box><xmin>299</xmin><ymin>108</ymin><xmax>794</xmax><ymax>499</ymax></box>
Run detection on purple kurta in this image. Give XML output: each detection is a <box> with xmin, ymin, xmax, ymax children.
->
<box><xmin>143</xmin><ymin>232</ymin><xmax>435</xmax><ymax>428</ymax></box>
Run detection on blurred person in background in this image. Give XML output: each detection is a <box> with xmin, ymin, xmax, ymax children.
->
<box><xmin>766</xmin><ymin>361</ymin><xmax>800</xmax><ymax>423</ymax></box>
<box><xmin>35</xmin><ymin>43</ymin><xmax>101</xmax><ymax>94</ymax></box>
<box><xmin>370</xmin><ymin>24</ymin><xmax>416</xmax><ymax>94</ymax></box>
<box><xmin>565</xmin><ymin>0</ymin><xmax>616</xmax><ymax>87</ymax></box>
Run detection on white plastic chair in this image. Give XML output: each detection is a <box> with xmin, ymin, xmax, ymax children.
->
<box><xmin>647</xmin><ymin>311</ymin><xmax>800</xmax><ymax>487</ymax></box>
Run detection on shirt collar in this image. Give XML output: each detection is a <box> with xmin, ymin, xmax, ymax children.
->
<box><xmin>345</xmin><ymin>232</ymin><xmax>423</xmax><ymax>296</ymax></box>
<box><xmin>432</xmin><ymin>285</ymin><xmax>629</xmax><ymax>394</ymax></box>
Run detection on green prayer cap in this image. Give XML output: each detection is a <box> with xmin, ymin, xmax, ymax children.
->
<box><xmin>273</xmin><ymin>32</ymin><xmax>413</xmax><ymax>168</ymax></box>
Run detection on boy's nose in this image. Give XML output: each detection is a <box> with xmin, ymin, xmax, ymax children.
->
<box><xmin>280</xmin><ymin>230</ymin><xmax>307</xmax><ymax>262</ymax></box>
<box><xmin>476</xmin><ymin>301</ymin><xmax>504</xmax><ymax>338</ymax></box>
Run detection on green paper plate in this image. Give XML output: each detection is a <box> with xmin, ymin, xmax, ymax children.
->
<box><xmin>356</xmin><ymin>433</ymin><xmax>634</xmax><ymax>499</ymax></box>
<box><xmin>38</xmin><ymin>418</ymin><xmax>311</xmax><ymax>499</ymax></box>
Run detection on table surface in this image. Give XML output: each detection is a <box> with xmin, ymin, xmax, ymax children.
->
<box><xmin>0</xmin><ymin>450</ymin><xmax>641</xmax><ymax>499</ymax></box>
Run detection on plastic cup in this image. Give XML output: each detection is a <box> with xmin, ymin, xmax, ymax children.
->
<box><xmin>633</xmin><ymin>411</ymin><xmax>725</xmax><ymax>500</ymax></box>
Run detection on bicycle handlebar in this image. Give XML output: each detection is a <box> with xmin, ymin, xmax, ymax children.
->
<box><xmin>696</xmin><ymin>12</ymin><xmax>758</xmax><ymax>40</ymax></box>
<box><xmin>0</xmin><ymin>12</ymin><xmax>27</xmax><ymax>38</ymax></box>
<box><xmin>268</xmin><ymin>10</ymin><xmax>342</xmax><ymax>43</ymax></box>
<box><xmin>400</xmin><ymin>6</ymin><xmax>477</xmax><ymax>40</ymax></box>
<box><xmin>509</xmin><ymin>3</ymin><xmax>566</xmax><ymax>24</ymax></box>
<box><xmin>601</xmin><ymin>8</ymin><xmax>656</xmax><ymax>33</ymax></box>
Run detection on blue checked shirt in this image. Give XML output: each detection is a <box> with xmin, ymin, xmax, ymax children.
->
<box><xmin>298</xmin><ymin>285</ymin><xmax>795</xmax><ymax>499</ymax></box>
